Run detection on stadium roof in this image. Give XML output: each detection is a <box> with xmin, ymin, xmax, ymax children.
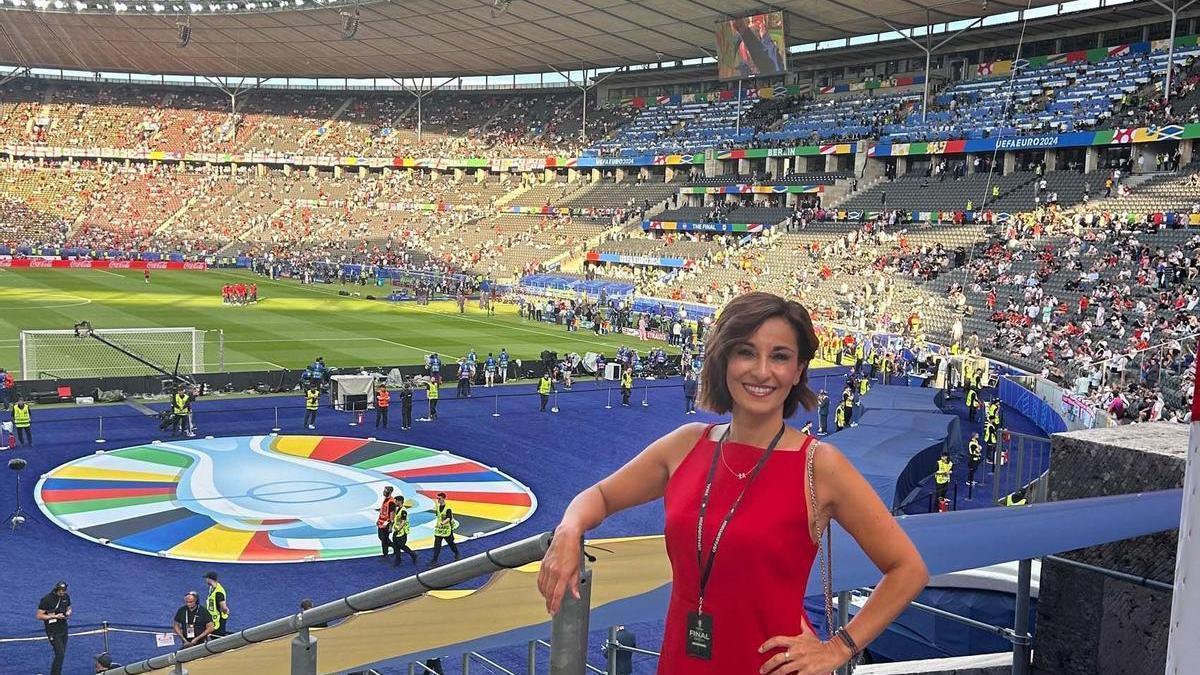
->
<box><xmin>0</xmin><ymin>0</ymin><xmax>1067</xmax><ymax>79</ymax></box>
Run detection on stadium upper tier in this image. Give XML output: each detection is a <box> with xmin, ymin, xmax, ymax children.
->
<box><xmin>0</xmin><ymin>81</ymin><xmax>633</xmax><ymax>157</ymax></box>
<box><xmin>3</xmin><ymin>35</ymin><xmax>1199</xmax><ymax>161</ymax></box>
<box><xmin>882</xmin><ymin>48</ymin><xmax>1200</xmax><ymax>143</ymax></box>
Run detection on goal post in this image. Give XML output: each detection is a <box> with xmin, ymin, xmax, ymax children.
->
<box><xmin>19</xmin><ymin>327</ymin><xmax>216</xmax><ymax>380</ymax></box>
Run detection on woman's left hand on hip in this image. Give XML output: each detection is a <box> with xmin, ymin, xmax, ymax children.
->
<box><xmin>758</xmin><ymin>632</ymin><xmax>846</xmax><ymax>675</ymax></box>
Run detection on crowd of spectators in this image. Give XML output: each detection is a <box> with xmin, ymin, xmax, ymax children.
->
<box><xmin>949</xmin><ymin>202</ymin><xmax>1198</xmax><ymax>422</ymax></box>
<box><xmin>0</xmin><ymin>80</ymin><xmax>633</xmax><ymax>159</ymax></box>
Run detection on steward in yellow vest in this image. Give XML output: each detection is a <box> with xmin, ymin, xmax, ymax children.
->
<box><xmin>430</xmin><ymin>504</ymin><xmax>459</xmax><ymax>564</ymax></box>
<box><xmin>12</xmin><ymin>399</ymin><xmax>31</xmax><ymax>446</ymax></box>
<box><xmin>303</xmin><ymin>387</ymin><xmax>319</xmax><ymax>429</ymax></box>
<box><xmin>967</xmin><ymin>435</ymin><xmax>982</xmax><ymax>486</ymax></box>
<box><xmin>390</xmin><ymin>506</ymin><xmax>417</xmax><ymax>566</ymax></box>
<box><xmin>538</xmin><ymin>372</ymin><xmax>554</xmax><ymax>412</ymax></box>
<box><xmin>935</xmin><ymin>453</ymin><xmax>953</xmax><ymax>504</ymax></box>
<box><xmin>203</xmin><ymin>572</ymin><xmax>230</xmax><ymax>636</ymax></box>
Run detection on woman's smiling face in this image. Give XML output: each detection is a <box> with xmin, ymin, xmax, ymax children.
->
<box><xmin>724</xmin><ymin>316</ymin><xmax>804</xmax><ymax>416</ymax></box>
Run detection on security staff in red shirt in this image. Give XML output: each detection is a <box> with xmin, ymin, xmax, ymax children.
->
<box><xmin>375</xmin><ymin>386</ymin><xmax>390</xmax><ymax>428</ymax></box>
<box><xmin>376</xmin><ymin>486</ymin><xmax>398</xmax><ymax>558</ymax></box>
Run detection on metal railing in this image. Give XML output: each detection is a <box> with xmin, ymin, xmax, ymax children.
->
<box><xmin>529</xmin><ymin>639</ymin><xmax>606</xmax><ymax>674</ymax></box>
<box><xmin>461</xmin><ymin>651</ymin><xmax>519</xmax><ymax>674</ymax></box>
<box><xmin>601</xmin><ymin>628</ymin><xmax>660</xmax><ymax>675</ymax></box>
<box><xmin>991</xmin><ymin>429</ymin><xmax>1052</xmax><ymax>504</ymax></box>
<box><xmin>102</xmin><ymin>533</ymin><xmax>553</xmax><ymax>675</ymax></box>
<box><xmin>856</xmin><ymin>559</ymin><xmax>1035</xmax><ymax>675</ymax></box>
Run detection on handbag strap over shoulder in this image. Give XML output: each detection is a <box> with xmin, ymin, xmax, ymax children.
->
<box><xmin>806</xmin><ymin>438</ymin><xmax>835</xmax><ymax>638</ymax></box>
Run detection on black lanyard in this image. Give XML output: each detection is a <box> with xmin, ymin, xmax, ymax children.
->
<box><xmin>695</xmin><ymin>423</ymin><xmax>786</xmax><ymax>611</ymax></box>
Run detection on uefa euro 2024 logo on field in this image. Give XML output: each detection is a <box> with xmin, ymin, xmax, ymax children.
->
<box><xmin>35</xmin><ymin>435</ymin><xmax>536</xmax><ymax>563</ymax></box>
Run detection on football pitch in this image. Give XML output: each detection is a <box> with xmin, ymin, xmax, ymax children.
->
<box><xmin>0</xmin><ymin>268</ymin><xmax>648</xmax><ymax>380</ymax></box>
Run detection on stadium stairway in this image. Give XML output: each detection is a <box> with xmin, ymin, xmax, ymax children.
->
<box><xmin>492</xmin><ymin>182</ymin><xmax>532</xmax><ymax>207</ymax></box>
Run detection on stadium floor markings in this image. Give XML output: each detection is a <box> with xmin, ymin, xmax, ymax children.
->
<box><xmin>220</xmin><ymin>360</ymin><xmax>286</xmax><ymax>369</ymax></box>
<box><xmin>0</xmin><ymin>293</ymin><xmax>93</xmax><ymax>310</ymax></box>
<box><xmin>220</xmin><ymin>337</ymin><xmax>394</xmax><ymax>344</ymax></box>
<box><xmin>371</xmin><ymin>336</ymin><xmax>428</xmax><ymax>353</ymax></box>
<box><xmin>36</xmin><ymin>434</ymin><xmax>537</xmax><ymax>562</ymax></box>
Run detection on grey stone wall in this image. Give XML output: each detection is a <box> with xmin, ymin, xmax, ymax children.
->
<box><xmin>1032</xmin><ymin>423</ymin><xmax>1187</xmax><ymax>675</ymax></box>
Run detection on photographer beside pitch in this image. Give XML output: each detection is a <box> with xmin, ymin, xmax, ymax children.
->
<box><xmin>36</xmin><ymin>581</ymin><xmax>71</xmax><ymax>675</ymax></box>
<box><xmin>539</xmin><ymin>292</ymin><xmax>927</xmax><ymax>673</ymax></box>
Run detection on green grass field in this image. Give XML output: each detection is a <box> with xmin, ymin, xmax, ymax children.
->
<box><xmin>0</xmin><ymin>268</ymin><xmax>649</xmax><ymax>380</ymax></box>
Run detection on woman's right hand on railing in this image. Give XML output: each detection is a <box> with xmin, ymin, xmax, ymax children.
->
<box><xmin>537</xmin><ymin>524</ymin><xmax>583</xmax><ymax>615</ymax></box>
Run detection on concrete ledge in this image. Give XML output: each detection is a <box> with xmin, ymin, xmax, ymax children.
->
<box><xmin>1033</xmin><ymin>422</ymin><xmax>1186</xmax><ymax>675</ymax></box>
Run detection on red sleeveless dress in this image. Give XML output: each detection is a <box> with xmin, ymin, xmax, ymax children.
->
<box><xmin>658</xmin><ymin>425</ymin><xmax>818</xmax><ymax>674</ymax></box>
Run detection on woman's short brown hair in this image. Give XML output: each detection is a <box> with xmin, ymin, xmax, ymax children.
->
<box><xmin>699</xmin><ymin>292</ymin><xmax>819</xmax><ymax>418</ymax></box>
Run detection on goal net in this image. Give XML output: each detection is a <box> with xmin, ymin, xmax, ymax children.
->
<box><xmin>19</xmin><ymin>327</ymin><xmax>213</xmax><ymax>380</ymax></box>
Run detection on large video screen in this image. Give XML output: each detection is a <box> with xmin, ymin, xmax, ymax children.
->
<box><xmin>716</xmin><ymin>11</ymin><xmax>788</xmax><ymax>81</ymax></box>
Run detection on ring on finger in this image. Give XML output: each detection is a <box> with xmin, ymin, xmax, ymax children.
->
<box><xmin>784</xmin><ymin>651</ymin><xmax>791</xmax><ymax>661</ymax></box>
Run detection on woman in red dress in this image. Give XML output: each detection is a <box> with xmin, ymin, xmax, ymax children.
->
<box><xmin>539</xmin><ymin>292</ymin><xmax>927</xmax><ymax>674</ymax></box>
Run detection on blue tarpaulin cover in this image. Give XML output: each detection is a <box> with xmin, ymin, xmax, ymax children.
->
<box><xmin>826</xmin><ymin>424</ymin><xmax>945</xmax><ymax>510</ymax></box>
<box><xmin>861</xmin><ymin>384</ymin><xmax>947</xmax><ymax>412</ymax></box>
<box><xmin>829</xmin><ymin>407</ymin><xmax>962</xmax><ymax>509</ymax></box>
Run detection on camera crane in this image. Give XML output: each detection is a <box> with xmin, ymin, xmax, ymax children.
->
<box><xmin>73</xmin><ymin>321</ymin><xmax>198</xmax><ymax>392</ymax></box>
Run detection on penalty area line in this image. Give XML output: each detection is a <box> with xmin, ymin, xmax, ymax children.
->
<box><xmin>371</xmin><ymin>337</ymin><xmax>428</xmax><ymax>354</ymax></box>
<box><xmin>212</xmin><ymin>360</ymin><xmax>286</xmax><ymax>369</ymax></box>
